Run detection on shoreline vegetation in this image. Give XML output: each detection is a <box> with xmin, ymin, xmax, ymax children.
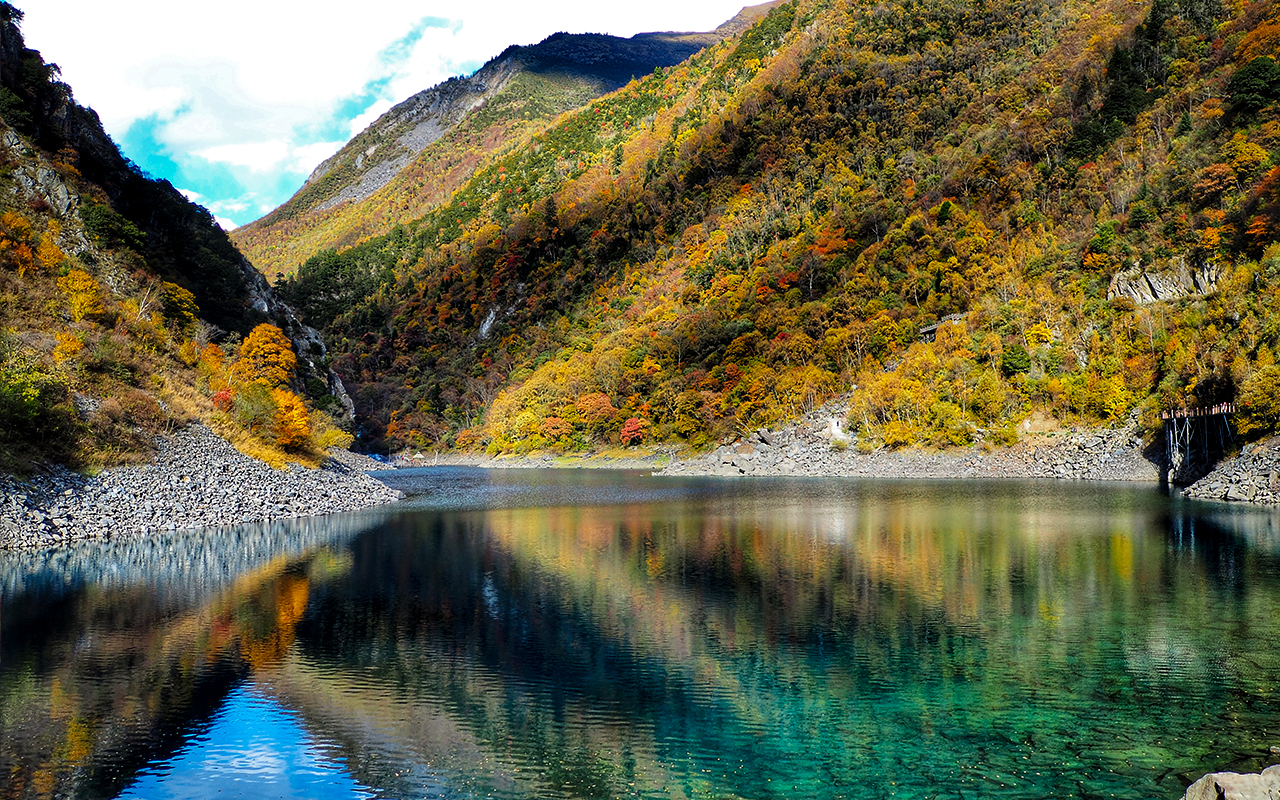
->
<box><xmin>4</xmin><ymin>403</ymin><xmax>1274</xmax><ymax>552</ymax></box>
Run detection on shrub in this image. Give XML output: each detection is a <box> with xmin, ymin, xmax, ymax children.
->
<box><xmin>234</xmin><ymin>382</ymin><xmax>277</xmax><ymax>435</ymax></box>
<box><xmin>0</xmin><ymin>333</ymin><xmax>63</xmax><ymax>428</ymax></box>
<box><xmin>1239</xmin><ymin>365</ymin><xmax>1280</xmax><ymax>435</ymax></box>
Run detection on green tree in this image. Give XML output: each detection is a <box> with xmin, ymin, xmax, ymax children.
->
<box><xmin>1229</xmin><ymin>57</ymin><xmax>1280</xmax><ymax>114</ymax></box>
<box><xmin>234</xmin><ymin>381</ymin><xmax>278</xmax><ymax>435</ymax></box>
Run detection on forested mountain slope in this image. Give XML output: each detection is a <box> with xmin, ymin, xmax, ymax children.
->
<box><xmin>278</xmin><ymin>0</ymin><xmax>1280</xmax><ymax>456</ymax></box>
<box><xmin>0</xmin><ymin>3</ymin><xmax>353</xmax><ymax>472</ymax></box>
<box><xmin>232</xmin><ymin>3</ymin><xmax>782</xmax><ymax>279</ymax></box>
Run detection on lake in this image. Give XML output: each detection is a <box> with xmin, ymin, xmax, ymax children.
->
<box><xmin>3</xmin><ymin>468</ymin><xmax>1280</xmax><ymax>799</ymax></box>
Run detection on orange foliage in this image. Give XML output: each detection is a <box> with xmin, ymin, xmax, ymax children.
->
<box><xmin>0</xmin><ymin>212</ymin><xmax>35</xmax><ymax>277</ymax></box>
<box><xmin>270</xmin><ymin>388</ymin><xmax>311</xmax><ymax>449</ymax></box>
<box><xmin>232</xmin><ymin>324</ymin><xmax>297</xmax><ymax>388</ymax></box>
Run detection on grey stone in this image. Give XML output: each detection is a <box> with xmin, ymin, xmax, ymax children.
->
<box><xmin>1180</xmin><ymin>765</ymin><xmax>1280</xmax><ymax>800</ymax></box>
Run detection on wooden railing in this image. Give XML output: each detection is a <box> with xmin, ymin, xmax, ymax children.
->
<box><xmin>1161</xmin><ymin>403</ymin><xmax>1236</xmax><ymax>420</ymax></box>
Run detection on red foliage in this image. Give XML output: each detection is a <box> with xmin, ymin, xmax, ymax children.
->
<box><xmin>212</xmin><ymin>388</ymin><xmax>233</xmax><ymax>412</ymax></box>
<box><xmin>620</xmin><ymin>417</ymin><xmax>649</xmax><ymax>445</ymax></box>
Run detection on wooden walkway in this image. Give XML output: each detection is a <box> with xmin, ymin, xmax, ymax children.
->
<box><xmin>1163</xmin><ymin>403</ymin><xmax>1235</xmax><ymax>483</ymax></box>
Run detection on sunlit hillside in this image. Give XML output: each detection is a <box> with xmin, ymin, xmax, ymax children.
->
<box><xmin>274</xmin><ymin>0</ymin><xmax>1280</xmax><ymax>456</ymax></box>
<box><xmin>230</xmin><ymin>4</ymin><xmax>783</xmax><ymax>280</ymax></box>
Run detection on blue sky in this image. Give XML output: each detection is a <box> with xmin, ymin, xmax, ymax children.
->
<box><xmin>17</xmin><ymin>1</ymin><xmax>751</xmax><ymax>229</ymax></box>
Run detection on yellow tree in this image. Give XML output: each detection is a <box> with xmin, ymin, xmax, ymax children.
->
<box><xmin>56</xmin><ymin>269</ymin><xmax>105</xmax><ymax>322</ymax></box>
<box><xmin>271</xmin><ymin>388</ymin><xmax>311</xmax><ymax>448</ymax></box>
<box><xmin>36</xmin><ymin>223</ymin><xmax>65</xmax><ymax>270</ymax></box>
<box><xmin>232</xmin><ymin>324</ymin><xmax>297</xmax><ymax>388</ymax></box>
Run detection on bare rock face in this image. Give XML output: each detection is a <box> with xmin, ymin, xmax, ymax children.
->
<box><xmin>1108</xmin><ymin>257</ymin><xmax>1222</xmax><ymax>305</ymax></box>
<box><xmin>1180</xmin><ymin>765</ymin><xmax>1280</xmax><ymax>800</ymax></box>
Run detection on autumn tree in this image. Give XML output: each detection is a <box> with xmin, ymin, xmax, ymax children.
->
<box><xmin>57</xmin><ymin>269</ymin><xmax>105</xmax><ymax>322</ymax></box>
<box><xmin>232</xmin><ymin>324</ymin><xmax>297</xmax><ymax>388</ymax></box>
<box><xmin>35</xmin><ymin>223</ymin><xmax>65</xmax><ymax>270</ymax></box>
<box><xmin>1239</xmin><ymin>366</ymin><xmax>1280</xmax><ymax>434</ymax></box>
<box><xmin>620</xmin><ymin>416</ymin><xmax>649</xmax><ymax>445</ymax></box>
<box><xmin>0</xmin><ymin>212</ymin><xmax>34</xmax><ymax>277</ymax></box>
<box><xmin>160</xmin><ymin>282</ymin><xmax>200</xmax><ymax>331</ymax></box>
<box><xmin>576</xmin><ymin>392</ymin><xmax>618</xmax><ymax>435</ymax></box>
<box><xmin>271</xmin><ymin>388</ymin><xmax>311</xmax><ymax>448</ymax></box>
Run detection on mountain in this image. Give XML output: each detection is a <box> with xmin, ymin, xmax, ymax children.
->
<box><xmin>231</xmin><ymin>3</ymin><xmax>782</xmax><ymax>279</ymax></box>
<box><xmin>0</xmin><ymin>2</ymin><xmax>352</xmax><ymax>473</ymax></box>
<box><xmin>276</xmin><ymin>0</ymin><xmax>1280</xmax><ymax>458</ymax></box>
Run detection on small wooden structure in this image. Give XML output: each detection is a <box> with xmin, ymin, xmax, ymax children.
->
<box><xmin>1164</xmin><ymin>403</ymin><xmax>1236</xmax><ymax>484</ymax></box>
<box><xmin>919</xmin><ymin>313</ymin><xmax>966</xmax><ymax>342</ymax></box>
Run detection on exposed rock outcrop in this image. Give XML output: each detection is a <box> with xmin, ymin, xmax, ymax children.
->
<box><xmin>1108</xmin><ymin>257</ymin><xmax>1222</xmax><ymax>305</ymax></box>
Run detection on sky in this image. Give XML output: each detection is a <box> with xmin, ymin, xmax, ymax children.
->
<box><xmin>17</xmin><ymin>1</ymin><xmax>749</xmax><ymax>230</ymax></box>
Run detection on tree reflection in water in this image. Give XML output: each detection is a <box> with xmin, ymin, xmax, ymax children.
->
<box><xmin>4</xmin><ymin>474</ymin><xmax>1280</xmax><ymax>800</ymax></box>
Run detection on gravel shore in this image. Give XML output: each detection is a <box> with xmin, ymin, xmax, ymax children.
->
<box><xmin>0</xmin><ymin>425</ymin><xmax>401</xmax><ymax>550</ymax></box>
<box><xmin>659</xmin><ymin>405</ymin><xmax>1160</xmax><ymax>483</ymax></box>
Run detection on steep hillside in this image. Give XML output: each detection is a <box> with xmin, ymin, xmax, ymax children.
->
<box><xmin>231</xmin><ymin>3</ymin><xmax>781</xmax><ymax>279</ymax></box>
<box><xmin>0</xmin><ymin>3</ymin><xmax>352</xmax><ymax>473</ymax></box>
<box><xmin>279</xmin><ymin>0</ymin><xmax>1280</xmax><ymax>458</ymax></box>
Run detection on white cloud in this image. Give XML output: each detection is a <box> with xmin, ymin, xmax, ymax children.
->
<box><xmin>347</xmin><ymin>100</ymin><xmax>395</xmax><ymax>138</ymax></box>
<box><xmin>15</xmin><ymin>1</ymin><xmax>753</xmax><ymax>226</ymax></box>
<box><xmin>215</xmin><ymin>216</ymin><xmax>238</xmax><ymax>231</ymax></box>
<box><xmin>195</xmin><ymin>141</ymin><xmax>292</xmax><ymax>171</ymax></box>
<box><xmin>290</xmin><ymin>141</ymin><xmax>347</xmax><ymax>174</ymax></box>
<box><xmin>209</xmin><ymin>199</ymin><xmax>252</xmax><ymax>215</ymax></box>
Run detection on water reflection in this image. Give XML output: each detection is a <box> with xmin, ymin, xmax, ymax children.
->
<box><xmin>4</xmin><ymin>472</ymin><xmax>1280</xmax><ymax>799</ymax></box>
<box><xmin>0</xmin><ymin>513</ymin><xmax>384</xmax><ymax>800</ymax></box>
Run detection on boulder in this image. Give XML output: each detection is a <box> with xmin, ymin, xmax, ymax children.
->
<box><xmin>1181</xmin><ymin>766</ymin><xmax>1280</xmax><ymax>800</ymax></box>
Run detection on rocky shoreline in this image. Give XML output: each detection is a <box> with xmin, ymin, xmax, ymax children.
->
<box><xmin>1181</xmin><ymin>437</ymin><xmax>1280</xmax><ymax>505</ymax></box>
<box><xmin>391</xmin><ymin>449</ymin><xmax>673</xmax><ymax>471</ymax></box>
<box><xmin>659</xmin><ymin>404</ymin><xmax>1160</xmax><ymax>483</ymax></box>
<box><xmin>0</xmin><ymin>425</ymin><xmax>402</xmax><ymax>551</ymax></box>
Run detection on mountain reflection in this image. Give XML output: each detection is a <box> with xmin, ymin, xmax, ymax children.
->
<box><xmin>4</xmin><ymin>475</ymin><xmax>1280</xmax><ymax>800</ymax></box>
<box><xmin>0</xmin><ymin>513</ymin><xmax>383</xmax><ymax>800</ymax></box>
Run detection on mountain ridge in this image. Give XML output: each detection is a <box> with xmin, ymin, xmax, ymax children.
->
<box><xmin>231</xmin><ymin>2</ymin><xmax>782</xmax><ymax>278</ymax></box>
<box><xmin>270</xmin><ymin>0</ymin><xmax>1280</xmax><ymax>460</ymax></box>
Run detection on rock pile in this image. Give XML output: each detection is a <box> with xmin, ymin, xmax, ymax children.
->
<box><xmin>661</xmin><ymin>404</ymin><xmax>1159</xmax><ymax>483</ymax></box>
<box><xmin>1182</xmin><ymin>438</ymin><xmax>1280</xmax><ymax>504</ymax></box>
<box><xmin>0</xmin><ymin>425</ymin><xmax>401</xmax><ymax>550</ymax></box>
<box><xmin>1179</xmin><ymin>765</ymin><xmax>1280</xmax><ymax>800</ymax></box>
<box><xmin>325</xmin><ymin>447</ymin><xmax>395</xmax><ymax>472</ymax></box>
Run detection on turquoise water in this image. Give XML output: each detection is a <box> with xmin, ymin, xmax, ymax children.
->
<box><xmin>3</xmin><ymin>470</ymin><xmax>1280</xmax><ymax>799</ymax></box>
